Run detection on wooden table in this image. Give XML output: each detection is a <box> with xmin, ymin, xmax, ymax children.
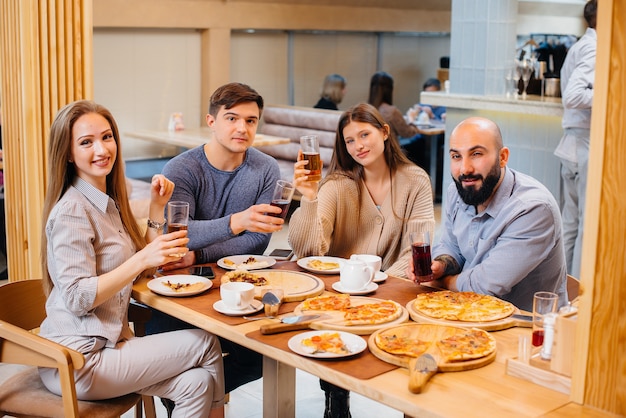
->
<box><xmin>132</xmin><ymin>262</ymin><xmax>574</xmax><ymax>418</ymax></box>
<box><xmin>125</xmin><ymin>127</ymin><xmax>291</xmax><ymax>149</ymax></box>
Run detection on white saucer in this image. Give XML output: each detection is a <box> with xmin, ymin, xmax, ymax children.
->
<box><xmin>213</xmin><ymin>299</ymin><xmax>264</xmax><ymax>316</ymax></box>
<box><xmin>331</xmin><ymin>281</ymin><xmax>378</xmax><ymax>295</ymax></box>
<box><xmin>374</xmin><ymin>271</ymin><xmax>388</xmax><ymax>283</ymax></box>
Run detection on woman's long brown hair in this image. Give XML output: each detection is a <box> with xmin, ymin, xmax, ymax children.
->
<box><xmin>40</xmin><ymin>100</ymin><xmax>146</xmax><ymax>295</ymax></box>
<box><xmin>324</xmin><ymin>102</ymin><xmax>413</xmax><ymax>219</ymax></box>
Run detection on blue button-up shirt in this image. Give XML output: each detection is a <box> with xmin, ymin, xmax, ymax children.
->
<box><xmin>434</xmin><ymin>168</ymin><xmax>568</xmax><ymax>311</ymax></box>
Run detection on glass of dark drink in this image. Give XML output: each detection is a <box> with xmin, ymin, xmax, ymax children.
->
<box><xmin>167</xmin><ymin>201</ymin><xmax>189</xmax><ymax>257</ymax></box>
<box><xmin>268</xmin><ymin>180</ymin><xmax>295</xmax><ymax>219</ymax></box>
<box><xmin>532</xmin><ymin>291</ymin><xmax>558</xmax><ymax>348</ymax></box>
<box><xmin>300</xmin><ymin>135</ymin><xmax>322</xmax><ymax>182</ymax></box>
<box><xmin>410</xmin><ymin>231</ymin><xmax>433</xmax><ymax>283</ymax></box>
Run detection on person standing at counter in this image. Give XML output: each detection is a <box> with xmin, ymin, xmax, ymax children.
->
<box><xmin>408</xmin><ymin>117</ymin><xmax>568</xmax><ymax>311</ymax></box>
<box><xmin>39</xmin><ymin>100</ymin><xmax>225</xmax><ymax>417</ymax></box>
<box><xmin>314</xmin><ymin>73</ymin><xmax>347</xmax><ymax>110</ymax></box>
<box><xmin>145</xmin><ymin>82</ymin><xmax>282</xmax><ymax>414</ymax></box>
<box><xmin>554</xmin><ymin>0</ymin><xmax>597</xmax><ymax>279</ymax></box>
<box><xmin>289</xmin><ymin>103</ymin><xmax>435</xmax><ymax>418</ymax></box>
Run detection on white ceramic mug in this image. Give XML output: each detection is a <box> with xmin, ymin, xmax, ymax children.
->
<box><xmin>220</xmin><ymin>282</ymin><xmax>255</xmax><ymax>310</ymax></box>
<box><xmin>350</xmin><ymin>254</ymin><xmax>381</xmax><ymax>277</ymax></box>
<box><xmin>340</xmin><ymin>259</ymin><xmax>374</xmax><ymax>291</ymax></box>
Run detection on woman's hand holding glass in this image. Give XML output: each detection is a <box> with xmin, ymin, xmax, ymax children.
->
<box><xmin>140</xmin><ymin>230</ymin><xmax>190</xmax><ymax>268</ymax></box>
<box><xmin>293</xmin><ymin>150</ymin><xmax>322</xmax><ymax>201</ymax></box>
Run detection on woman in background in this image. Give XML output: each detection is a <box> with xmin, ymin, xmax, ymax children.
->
<box><xmin>39</xmin><ymin>100</ymin><xmax>225</xmax><ymax>418</ymax></box>
<box><xmin>368</xmin><ymin>71</ymin><xmax>424</xmax><ymax>141</ymax></box>
<box><xmin>289</xmin><ymin>103</ymin><xmax>434</xmax><ymax>418</ymax></box>
<box><xmin>314</xmin><ymin>73</ymin><xmax>347</xmax><ymax>110</ymax></box>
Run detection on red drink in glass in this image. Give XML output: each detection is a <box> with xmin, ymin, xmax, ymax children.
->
<box><xmin>269</xmin><ymin>199</ymin><xmax>290</xmax><ymax>219</ymax></box>
<box><xmin>412</xmin><ymin>242</ymin><xmax>433</xmax><ymax>282</ymax></box>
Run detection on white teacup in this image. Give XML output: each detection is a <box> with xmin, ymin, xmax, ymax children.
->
<box><xmin>220</xmin><ymin>282</ymin><xmax>255</xmax><ymax>310</ymax></box>
<box><xmin>340</xmin><ymin>259</ymin><xmax>374</xmax><ymax>291</ymax></box>
<box><xmin>350</xmin><ymin>254</ymin><xmax>382</xmax><ymax>277</ymax></box>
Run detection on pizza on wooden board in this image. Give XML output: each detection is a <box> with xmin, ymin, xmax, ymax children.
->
<box><xmin>301</xmin><ymin>294</ymin><xmax>403</xmax><ymax>325</ymax></box>
<box><xmin>374</xmin><ymin>325</ymin><xmax>496</xmax><ymax>362</ymax></box>
<box><xmin>221</xmin><ymin>270</ymin><xmax>268</xmax><ymax>286</ymax></box>
<box><xmin>413</xmin><ymin>291</ymin><xmax>515</xmax><ymax>322</ymax></box>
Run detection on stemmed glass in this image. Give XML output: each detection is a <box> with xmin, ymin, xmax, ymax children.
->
<box><xmin>517</xmin><ymin>59</ymin><xmax>533</xmax><ymax>99</ymax></box>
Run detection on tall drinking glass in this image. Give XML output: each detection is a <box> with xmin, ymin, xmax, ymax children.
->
<box><xmin>268</xmin><ymin>180</ymin><xmax>295</xmax><ymax>219</ymax></box>
<box><xmin>167</xmin><ymin>201</ymin><xmax>189</xmax><ymax>257</ymax></box>
<box><xmin>532</xmin><ymin>291</ymin><xmax>559</xmax><ymax>348</ymax></box>
<box><xmin>410</xmin><ymin>231</ymin><xmax>433</xmax><ymax>283</ymax></box>
<box><xmin>300</xmin><ymin>135</ymin><xmax>322</xmax><ymax>182</ymax></box>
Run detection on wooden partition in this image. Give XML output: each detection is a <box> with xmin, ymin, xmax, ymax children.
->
<box><xmin>572</xmin><ymin>0</ymin><xmax>626</xmax><ymax>412</ymax></box>
<box><xmin>0</xmin><ymin>0</ymin><xmax>93</xmax><ymax>281</ymax></box>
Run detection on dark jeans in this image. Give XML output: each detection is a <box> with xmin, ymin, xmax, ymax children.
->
<box><xmin>144</xmin><ymin>307</ymin><xmax>263</xmax><ymax>393</ymax></box>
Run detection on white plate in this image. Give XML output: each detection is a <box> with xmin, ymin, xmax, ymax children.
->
<box><xmin>297</xmin><ymin>256</ymin><xmax>346</xmax><ymax>274</ymax></box>
<box><xmin>288</xmin><ymin>330</ymin><xmax>367</xmax><ymax>359</ymax></box>
<box><xmin>217</xmin><ymin>255</ymin><xmax>276</xmax><ymax>270</ymax></box>
<box><xmin>374</xmin><ymin>271</ymin><xmax>388</xmax><ymax>283</ymax></box>
<box><xmin>332</xmin><ymin>281</ymin><xmax>378</xmax><ymax>295</ymax></box>
<box><xmin>147</xmin><ymin>275</ymin><xmax>212</xmax><ymax>297</ymax></box>
<box><xmin>213</xmin><ymin>299</ymin><xmax>264</xmax><ymax>316</ymax></box>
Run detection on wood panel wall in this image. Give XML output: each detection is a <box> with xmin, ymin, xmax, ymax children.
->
<box><xmin>0</xmin><ymin>0</ymin><xmax>93</xmax><ymax>281</ymax></box>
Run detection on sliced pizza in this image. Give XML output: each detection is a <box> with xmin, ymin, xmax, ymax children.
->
<box><xmin>374</xmin><ymin>331</ymin><xmax>432</xmax><ymax>358</ymax></box>
<box><xmin>342</xmin><ymin>300</ymin><xmax>403</xmax><ymax>325</ymax></box>
<box><xmin>301</xmin><ymin>332</ymin><xmax>349</xmax><ymax>355</ymax></box>
<box><xmin>301</xmin><ymin>294</ymin><xmax>351</xmax><ymax>311</ymax></box>
<box><xmin>307</xmin><ymin>258</ymin><xmax>340</xmax><ymax>270</ymax></box>
<box><xmin>413</xmin><ymin>291</ymin><xmax>515</xmax><ymax>322</ymax></box>
<box><xmin>436</xmin><ymin>327</ymin><xmax>496</xmax><ymax>362</ymax></box>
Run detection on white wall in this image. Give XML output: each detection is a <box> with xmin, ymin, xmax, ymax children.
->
<box><xmin>94</xmin><ymin>28</ymin><xmax>202</xmax><ymax>159</ymax></box>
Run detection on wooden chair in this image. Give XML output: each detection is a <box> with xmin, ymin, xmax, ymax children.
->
<box><xmin>0</xmin><ymin>279</ymin><xmax>156</xmax><ymax>418</ymax></box>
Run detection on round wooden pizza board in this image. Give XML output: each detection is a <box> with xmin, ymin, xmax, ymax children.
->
<box><xmin>293</xmin><ymin>296</ymin><xmax>409</xmax><ymax>335</ymax></box>
<box><xmin>405</xmin><ymin>298</ymin><xmax>530</xmax><ymax>331</ymax></box>
<box><xmin>367</xmin><ymin>323</ymin><xmax>496</xmax><ymax>371</ymax></box>
<box><xmin>251</xmin><ymin>270</ymin><xmax>325</xmax><ymax>302</ymax></box>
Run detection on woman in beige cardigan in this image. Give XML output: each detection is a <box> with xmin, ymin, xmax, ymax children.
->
<box><xmin>288</xmin><ymin>102</ymin><xmax>435</xmax><ymax>418</ymax></box>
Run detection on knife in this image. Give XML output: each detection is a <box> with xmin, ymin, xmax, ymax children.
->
<box><xmin>260</xmin><ymin>314</ymin><xmax>321</xmax><ymax>335</ymax></box>
<box><xmin>511</xmin><ymin>314</ymin><xmax>533</xmax><ymax>327</ymax></box>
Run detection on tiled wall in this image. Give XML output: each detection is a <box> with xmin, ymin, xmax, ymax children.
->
<box><xmin>449</xmin><ymin>0</ymin><xmax>518</xmax><ymax>96</ymax></box>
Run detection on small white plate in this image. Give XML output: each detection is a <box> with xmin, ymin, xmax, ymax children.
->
<box><xmin>217</xmin><ymin>255</ymin><xmax>276</xmax><ymax>270</ymax></box>
<box><xmin>213</xmin><ymin>299</ymin><xmax>264</xmax><ymax>316</ymax></box>
<box><xmin>331</xmin><ymin>281</ymin><xmax>378</xmax><ymax>295</ymax></box>
<box><xmin>147</xmin><ymin>275</ymin><xmax>212</xmax><ymax>297</ymax></box>
<box><xmin>374</xmin><ymin>271</ymin><xmax>388</xmax><ymax>283</ymax></box>
<box><xmin>297</xmin><ymin>256</ymin><xmax>346</xmax><ymax>274</ymax></box>
<box><xmin>288</xmin><ymin>330</ymin><xmax>367</xmax><ymax>359</ymax></box>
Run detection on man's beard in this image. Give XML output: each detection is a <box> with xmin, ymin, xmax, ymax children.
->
<box><xmin>453</xmin><ymin>162</ymin><xmax>502</xmax><ymax>207</ymax></box>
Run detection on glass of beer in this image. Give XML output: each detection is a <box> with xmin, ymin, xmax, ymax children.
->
<box><xmin>300</xmin><ymin>135</ymin><xmax>322</xmax><ymax>182</ymax></box>
<box><xmin>269</xmin><ymin>180</ymin><xmax>295</xmax><ymax>219</ymax></box>
<box><xmin>167</xmin><ymin>201</ymin><xmax>189</xmax><ymax>257</ymax></box>
<box><xmin>410</xmin><ymin>231</ymin><xmax>433</xmax><ymax>283</ymax></box>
